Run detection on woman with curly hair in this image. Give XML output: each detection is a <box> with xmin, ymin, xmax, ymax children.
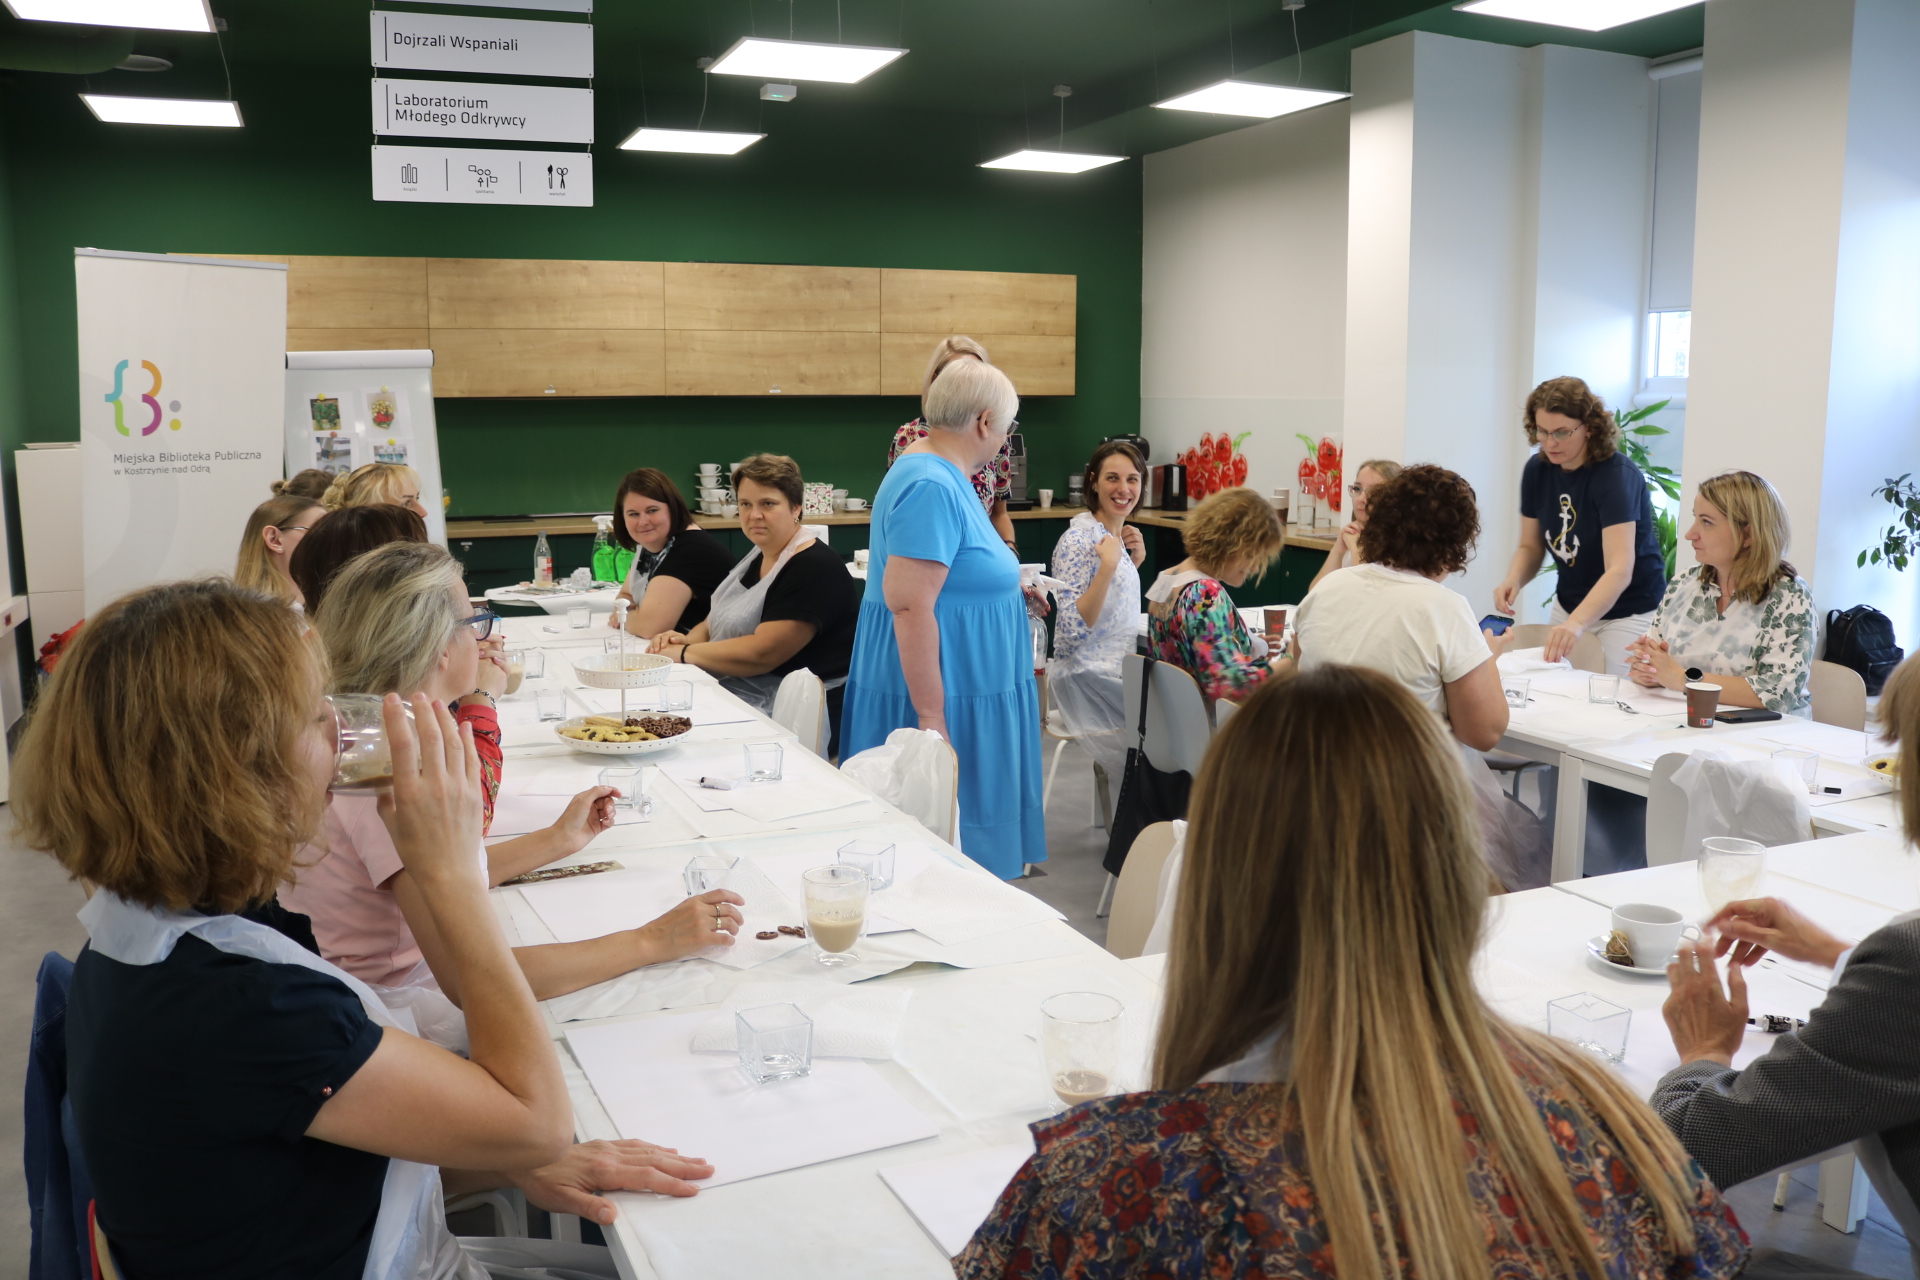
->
<box><xmin>1144</xmin><ymin>487</ymin><xmax>1284</xmax><ymax>704</ymax></box>
<box><xmin>320</xmin><ymin>461</ymin><xmax>428</xmax><ymax>520</ymax></box>
<box><xmin>1294</xmin><ymin>464</ymin><xmax>1546</xmax><ymax>886</ymax></box>
<box><xmin>1493</xmin><ymin>377</ymin><xmax>1667</xmax><ymax>673</ymax></box>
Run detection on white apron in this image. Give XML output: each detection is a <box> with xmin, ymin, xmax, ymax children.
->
<box><xmin>705</xmin><ymin>528</ymin><xmax>823</xmax><ymax>713</ymax></box>
<box><xmin>78</xmin><ymin>892</ymin><xmax>486</xmax><ymax>1280</ymax></box>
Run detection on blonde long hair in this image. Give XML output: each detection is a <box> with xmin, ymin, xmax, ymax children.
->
<box><xmin>235</xmin><ymin>494</ymin><xmax>321</xmax><ymax>602</ymax></box>
<box><xmin>322</xmin><ymin>462</ymin><xmax>421</xmax><ymax>513</ymax></box>
<box><xmin>313</xmin><ymin>541</ymin><xmax>463</xmax><ymax>697</ymax></box>
<box><xmin>1876</xmin><ymin>656</ymin><xmax>1920</xmax><ymax>841</ymax></box>
<box><xmin>1155</xmin><ymin>665</ymin><xmax>1702</xmax><ymax>1280</ymax></box>
<box><xmin>1695</xmin><ymin>470</ymin><xmax>1796</xmax><ymax>605</ymax></box>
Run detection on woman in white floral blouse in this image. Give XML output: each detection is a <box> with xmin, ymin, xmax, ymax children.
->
<box><xmin>1626</xmin><ymin>471</ymin><xmax>1816</xmax><ymax>715</ymax></box>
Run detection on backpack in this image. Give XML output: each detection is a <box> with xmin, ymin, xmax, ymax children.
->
<box><xmin>1826</xmin><ymin>605</ymin><xmax>1904</xmax><ymax>694</ymax></box>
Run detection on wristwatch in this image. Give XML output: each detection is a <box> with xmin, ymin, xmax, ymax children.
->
<box><xmin>1685</xmin><ymin>667</ymin><xmax>1703</xmax><ymax>682</ymax></box>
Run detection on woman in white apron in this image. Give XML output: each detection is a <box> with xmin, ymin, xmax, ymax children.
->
<box><xmin>650</xmin><ymin>455</ymin><xmax>861</xmax><ymax>750</ymax></box>
<box><xmin>606</xmin><ymin>467</ymin><xmax>736</xmax><ymax>641</ymax></box>
<box><xmin>16</xmin><ymin>581</ymin><xmax>717</xmax><ymax>1279</ymax></box>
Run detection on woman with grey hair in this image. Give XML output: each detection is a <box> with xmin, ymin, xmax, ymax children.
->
<box><xmin>842</xmin><ymin>352</ymin><xmax>1046</xmax><ymax>878</ymax></box>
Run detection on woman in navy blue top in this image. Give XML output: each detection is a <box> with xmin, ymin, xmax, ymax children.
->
<box><xmin>1494</xmin><ymin>377</ymin><xmax>1667</xmax><ymax>675</ymax></box>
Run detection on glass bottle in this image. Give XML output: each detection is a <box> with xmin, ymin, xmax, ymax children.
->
<box><xmin>533</xmin><ymin>531</ymin><xmax>553</xmax><ymax>586</ymax></box>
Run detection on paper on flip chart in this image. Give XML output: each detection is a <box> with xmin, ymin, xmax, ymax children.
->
<box><xmin>565</xmin><ymin>1010</ymin><xmax>939</xmax><ymax>1189</ymax></box>
<box><xmin>880</xmin><ymin>1142</ymin><xmax>1036</xmax><ymax>1258</ymax></box>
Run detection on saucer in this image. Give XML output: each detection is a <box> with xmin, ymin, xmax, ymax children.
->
<box><xmin>1585</xmin><ymin>935</ymin><xmax>1674</xmax><ymax>978</ymax></box>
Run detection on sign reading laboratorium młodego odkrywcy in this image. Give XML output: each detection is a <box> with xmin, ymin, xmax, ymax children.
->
<box><xmin>368</xmin><ymin>7</ymin><xmax>591</xmax><ymax>205</ymax></box>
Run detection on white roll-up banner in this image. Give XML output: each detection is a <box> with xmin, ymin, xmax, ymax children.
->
<box><xmin>75</xmin><ymin>248</ymin><xmax>287</xmax><ymax>612</ymax></box>
<box><xmin>283</xmin><ymin>352</ymin><xmax>447</xmax><ymax>548</ymax></box>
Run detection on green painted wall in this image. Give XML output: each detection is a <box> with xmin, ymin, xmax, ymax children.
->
<box><xmin>0</xmin><ymin>67</ymin><xmax>1142</xmax><ymax>532</ymax></box>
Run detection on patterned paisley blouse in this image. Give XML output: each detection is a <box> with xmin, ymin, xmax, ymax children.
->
<box><xmin>1147</xmin><ymin>574</ymin><xmax>1270</xmax><ymax>703</ymax></box>
<box><xmin>1647</xmin><ymin>568</ymin><xmax>1817</xmax><ymax>715</ymax></box>
<box><xmin>957</xmin><ymin>1084</ymin><xmax>1749</xmax><ymax>1280</ymax></box>
<box><xmin>889</xmin><ymin>419</ymin><xmax>1012</xmax><ymax>513</ymax></box>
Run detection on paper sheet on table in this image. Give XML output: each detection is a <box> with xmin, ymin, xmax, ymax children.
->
<box><xmin>657</xmin><ymin>755</ymin><xmax>869</xmax><ymax>822</ymax></box>
<box><xmin>749</xmin><ymin>840</ymin><xmax>954</xmax><ymax>935</ymax></box>
<box><xmin>488</xmin><ymin>790</ymin><xmax>651</xmax><ymax>838</ymax></box>
<box><xmin>879</xmin><ymin>859</ymin><xmax>1065</xmax><ymax>945</ymax></box>
<box><xmin>1498</xmin><ymin>647</ymin><xmax>1573</xmax><ymax>675</ymax></box>
<box><xmin>569</xmin><ymin>681</ymin><xmax>761</xmax><ymax>726</ymax></box>
<box><xmin>1612</xmin><ymin>968</ymin><xmax>1818</xmax><ymax>1099</ymax></box>
<box><xmin>565</xmin><ymin>1011</ymin><xmax>939</xmax><ymax>1189</ymax></box>
<box><xmin>880</xmin><ymin>1142</ymin><xmax>1035</xmax><ymax>1258</ymax></box>
<box><xmin>691</xmin><ymin>984</ymin><xmax>913</xmax><ymax>1059</ymax></box>
<box><xmin>517</xmin><ymin>856</ymin><xmax>810</xmax><ymax>969</ymax></box>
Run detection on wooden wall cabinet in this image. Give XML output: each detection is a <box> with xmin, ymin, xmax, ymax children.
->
<box><xmin>200</xmin><ymin>253</ymin><xmax>1074</xmax><ymax>397</ymax></box>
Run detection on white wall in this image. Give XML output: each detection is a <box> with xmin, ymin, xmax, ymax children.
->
<box><xmin>1140</xmin><ymin>100</ymin><xmax>1350</xmax><ymax>504</ymax></box>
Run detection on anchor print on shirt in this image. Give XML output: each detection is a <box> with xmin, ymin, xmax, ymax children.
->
<box><xmin>1547</xmin><ymin>493</ymin><xmax>1581</xmax><ymax>565</ymax></box>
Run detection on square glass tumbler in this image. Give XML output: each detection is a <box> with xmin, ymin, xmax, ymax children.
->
<box><xmin>837</xmin><ymin>840</ymin><xmax>896</xmax><ymax>891</ymax></box>
<box><xmin>1501</xmin><ymin>676</ymin><xmax>1530</xmax><ymax>709</ymax></box>
<box><xmin>659</xmin><ymin>680</ymin><xmax>694</xmax><ymax>712</ymax></box>
<box><xmin>744</xmin><ymin>741</ymin><xmax>784</xmax><ymax>782</ymax></box>
<box><xmin>737</xmin><ymin>1003</ymin><xmax>813</xmax><ymax>1083</ymax></box>
<box><xmin>684</xmin><ymin>854</ymin><xmax>737</xmax><ymax>895</ymax></box>
<box><xmin>597</xmin><ymin>765</ymin><xmax>644</xmax><ymax>813</ymax></box>
<box><xmin>1547</xmin><ymin>992</ymin><xmax>1631</xmax><ymax>1063</ymax></box>
<box><xmin>534</xmin><ymin>689</ymin><xmax>568</xmax><ymax>722</ymax></box>
<box><xmin>567</xmin><ymin>605</ymin><xmax>591</xmax><ymax>629</ymax></box>
<box><xmin>1588</xmin><ymin>674</ymin><xmax>1621</xmax><ymax>704</ymax></box>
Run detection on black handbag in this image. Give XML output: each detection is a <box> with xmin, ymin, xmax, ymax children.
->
<box><xmin>1103</xmin><ymin>656</ymin><xmax>1193</xmax><ymax>877</ymax></box>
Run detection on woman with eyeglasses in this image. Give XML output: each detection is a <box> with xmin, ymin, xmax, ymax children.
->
<box><xmin>1307</xmin><ymin>458</ymin><xmax>1402</xmax><ymax>592</ymax></box>
<box><xmin>234</xmin><ymin>493</ymin><xmax>326</xmax><ymax>605</ymax></box>
<box><xmin>282</xmin><ymin>542</ymin><xmax>745</xmax><ymax>1006</ymax></box>
<box><xmin>1493</xmin><ymin>377</ymin><xmax>1667</xmax><ymax>674</ymax></box>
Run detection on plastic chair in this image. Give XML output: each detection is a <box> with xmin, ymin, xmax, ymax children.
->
<box><xmin>1104</xmin><ymin>822</ymin><xmax>1178</xmax><ymax>960</ymax></box>
<box><xmin>1099</xmin><ymin>656</ymin><xmax>1211</xmax><ymax>917</ymax></box>
<box><xmin>27</xmin><ymin>951</ymin><xmax>92</xmax><ymax>1280</ymax></box>
<box><xmin>1041</xmin><ymin>678</ymin><xmax>1111</xmax><ymax>830</ymax></box>
<box><xmin>920</xmin><ymin>734</ymin><xmax>960</xmax><ymax>846</ymax></box>
<box><xmin>1645</xmin><ymin>754</ymin><xmax>1692</xmax><ymax>866</ymax></box>
<box><xmin>771</xmin><ymin>668</ymin><xmax>829</xmax><ymax>757</ymax></box>
<box><xmin>1504</xmin><ymin>622</ymin><xmax>1604</xmax><ymax>673</ymax></box>
<box><xmin>1811</xmin><ymin>660</ymin><xmax>1868</xmax><ymax>731</ymax></box>
<box><xmin>1645</xmin><ymin>751</ymin><xmax>1814</xmax><ymax>867</ymax></box>
<box><xmin>445</xmin><ymin>1188</ymin><xmax>530</xmax><ymax>1239</ymax></box>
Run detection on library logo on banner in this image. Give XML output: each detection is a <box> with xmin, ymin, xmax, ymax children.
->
<box><xmin>104</xmin><ymin>358</ymin><xmax>181</xmax><ymax>436</ymax></box>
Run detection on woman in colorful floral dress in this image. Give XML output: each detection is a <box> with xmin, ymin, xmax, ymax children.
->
<box><xmin>1627</xmin><ymin>471</ymin><xmax>1816</xmax><ymax>716</ymax></box>
<box><xmin>959</xmin><ymin>665</ymin><xmax>1750</xmax><ymax>1280</ymax></box>
<box><xmin>1145</xmin><ymin>487</ymin><xmax>1283</xmax><ymax>704</ymax></box>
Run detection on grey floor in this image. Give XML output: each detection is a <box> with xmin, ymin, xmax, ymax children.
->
<box><xmin>0</xmin><ymin>760</ymin><xmax>1906</xmax><ymax>1277</ymax></box>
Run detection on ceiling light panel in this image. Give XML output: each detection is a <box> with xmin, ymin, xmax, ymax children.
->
<box><xmin>6</xmin><ymin>0</ymin><xmax>213</xmax><ymax>32</ymax></box>
<box><xmin>980</xmin><ymin>150</ymin><xmax>1126</xmax><ymax>174</ymax></box>
<box><xmin>1155</xmin><ymin>81</ymin><xmax>1349</xmax><ymax>118</ymax></box>
<box><xmin>81</xmin><ymin>95</ymin><xmax>242</xmax><ymax>127</ymax></box>
<box><xmin>618</xmin><ymin>127</ymin><xmax>764</xmax><ymax>155</ymax></box>
<box><xmin>706</xmin><ymin>37</ymin><xmax>904</xmax><ymax>84</ymax></box>
<box><xmin>1454</xmin><ymin>0</ymin><xmax>1699</xmax><ymax>32</ymax></box>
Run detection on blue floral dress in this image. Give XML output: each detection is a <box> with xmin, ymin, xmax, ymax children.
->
<box><xmin>841</xmin><ymin>453</ymin><xmax>1045</xmax><ymax>877</ymax></box>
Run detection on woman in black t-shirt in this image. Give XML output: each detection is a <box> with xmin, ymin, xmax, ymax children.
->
<box><xmin>650</xmin><ymin>454</ymin><xmax>860</xmax><ymax>753</ymax></box>
<box><xmin>609</xmin><ymin>467</ymin><xmax>736</xmax><ymax>639</ymax></box>
<box><xmin>17</xmin><ymin>581</ymin><xmax>717</xmax><ymax>1279</ymax></box>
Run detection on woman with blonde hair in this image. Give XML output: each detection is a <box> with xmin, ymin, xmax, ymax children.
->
<box><xmin>843</xmin><ymin>355</ymin><xmax>1045</xmax><ymax>878</ymax></box>
<box><xmin>285</xmin><ymin>541</ymin><xmax>745</xmax><ymax>1002</ymax></box>
<box><xmin>885</xmin><ymin>336</ymin><xmax>1020</xmax><ymax>551</ymax></box>
<box><xmin>234</xmin><ymin>492</ymin><xmax>324</xmax><ymax>603</ymax></box>
<box><xmin>272</xmin><ymin>467</ymin><xmax>335</xmax><ymax>502</ymax></box>
<box><xmin>1627</xmin><ymin>470</ymin><xmax>1815</xmax><ymax>715</ymax></box>
<box><xmin>321</xmin><ymin>461</ymin><xmax>428</xmax><ymax>519</ymax></box>
<box><xmin>1308</xmin><ymin>457</ymin><xmax>1401</xmax><ymax>590</ymax></box>
<box><xmin>1145</xmin><ymin>486</ymin><xmax>1283</xmax><ymax>703</ymax></box>
<box><xmin>961</xmin><ymin>665</ymin><xmax>1748</xmax><ymax>1280</ymax></box>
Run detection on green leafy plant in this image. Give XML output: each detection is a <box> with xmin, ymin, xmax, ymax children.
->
<box><xmin>1858</xmin><ymin>474</ymin><xmax>1920</xmax><ymax>571</ymax></box>
<box><xmin>1616</xmin><ymin>398</ymin><xmax>1681</xmax><ymax>579</ymax></box>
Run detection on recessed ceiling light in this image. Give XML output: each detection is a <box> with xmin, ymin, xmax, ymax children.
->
<box><xmin>618</xmin><ymin>127</ymin><xmax>764</xmax><ymax>155</ymax></box>
<box><xmin>81</xmin><ymin>95</ymin><xmax>241</xmax><ymax>127</ymax></box>
<box><xmin>1155</xmin><ymin>80</ymin><xmax>1349</xmax><ymax>119</ymax></box>
<box><xmin>980</xmin><ymin>149</ymin><xmax>1126</xmax><ymax>174</ymax></box>
<box><xmin>706</xmin><ymin>37</ymin><xmax>905</xmax><ymax>84</ymax></box>
<box><xmin>1454</xmin><ymin>0</ymin><xmax>1699</xmax><ymax>32</ymax></box>
<box><xmin>6</xmin><ymin>0</ymin><xmax>213</xmax><ymax>32</ymax></box>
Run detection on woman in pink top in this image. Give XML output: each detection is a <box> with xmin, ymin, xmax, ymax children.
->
<box><xmin>281</xmin><ymin>542</ymin><xmax>744</xmax><ymax>999</ymax></box>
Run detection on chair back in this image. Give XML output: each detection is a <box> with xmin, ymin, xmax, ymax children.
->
<box><xmin>1212</xmin><ymin>698</ymin><xmax>1240</xmax><ymax>731</ymax></box>
<box><xmin>1106</xmin><ymin>822</ymin><xmax>1179</xmax><ymax>959</ymax></box>
<box><xmin>1810</xmin><ymin>659</ymin><xmax>1867</xmax><ymax>731</ymax></box>
<box><xmin>1507</xmin><ymin>622</ymin><xmax>1552</xmax><ymax>650</ymax></box>
<box><xmin>919</xmin><ymin>734</ymin><xmax>960</xmax><ymax>845</ymax></box>
<box><xmin>1567</xmin><ymin>633</ymin><xmax>1606</xmax><ymax>674</ymax></box>
<box><xmin>1647</xmin><ymin>750</ymin><xmax>1814</xmax><ymax>866</ymax></box>
<box><xmin>1645</xmin><ymin>753</ymin><xmax>1692</xmax><ymax>866</ymax></box>
<box><xmin>27</xmin><ymin>951</ymin><xmax>93</xmax><ymax>1280</ymax></box>
<box><xmin>771</xmin><ymin>668</ymin><xmax>829</xmax><ymax>757</ymax></box>
<box><xmin>1121</xmin><ymin>654</ymin><xmax>1212</xmax><ymax>777</ymax></box>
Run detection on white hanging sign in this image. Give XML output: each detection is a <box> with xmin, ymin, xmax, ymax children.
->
<box><xmin>371</xmin><ymin>78</ymin><xmax>593</xmax><ymax>144</ymax></box>
<box><xmin>412</xmin><ymin>0</ymin><xmax>590</xmax><ymax>10</ymax></box>
<box><xmin>369</xmin><ymin>11</ymin><xmax>592</xmax><ymax>79</ymax></box>
<box><xmin>372</xmin><ymin>144</ymin><xmax>593</xmax><ymax>207</ymax></box>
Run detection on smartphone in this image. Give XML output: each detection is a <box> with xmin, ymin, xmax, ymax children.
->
<box><xmin>1714</xmin><ymin>707</ymin><xmax>1783</xmax><ymax>724</ymax></box>
<box><xmin>1479</xmin><ymin>614</ymin><xmax>1515</xmax><ymax>636</ymax></box>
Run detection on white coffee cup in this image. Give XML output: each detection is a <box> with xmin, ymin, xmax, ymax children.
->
<box><xmin>1038</xmin><ymin>488</ymin><xmax>1054</xmax><ymax>509</ymax></box>
<box><xmin>1610</xmin><ymin>902</ymin><xmax>1701</xmax><ymax>968</ymax></box>
<box><xmin>843</xmin><ymin>498</ymin><xmax>867</xmax><ymax>510</ymax></box>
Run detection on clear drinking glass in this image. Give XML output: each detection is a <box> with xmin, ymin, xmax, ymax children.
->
<box><xmin>837</xmin><ymin>840</ymin><xmax>896</xmax><ymax>891</ymax></box>
<box><xmin>534</xmin><ymin>689</ymin><xmax>568</xmax><ymax>722</ymax></box>
<box><xmin>1547</xmin><ymin>992</ymin><xmax>1631</xmax><ymax>1063</ymax></box>
<box><xmin>744</xmin><ymin>741</ymin><xmax>784</xmax><ymax>782</ymax></box>
<box><xmin>659</xmin><ymin>680</ymin><xmax>694</xmax><ymax>712</ymax></box>
<box><xmin>1698</xmin><ymin>836</ymin><xmax>1766</xmax><ymax>913</ymax></box>
<box><xmin>737</xmin><ymin>1003</ymin><xmax>813</xmax><ymax>1083</ymax></box>
<box><xmin>325</xmin><ymin>694</ymin><xmax>414</xmax><ymax>793</ymax></box>
<box><xmin>802</xmin><ymin>865</ymin><xmax>868</xmax><ymax>966</ymax></box>
<box><xmin>597</xmin><ymin>765</ymin><xmax>645</xmax><ymax>814</ymax></box>
<box><xmin>1040</xmin><ymin>992</ymin><xmax>1124</xmax><ymax>1113</ymax></box>
<box><xmin>1588</xmin><ymin>674</ymin><xmax>1621</xmax><ymax>704</ymax></box>
<box><xmin>1501</xmin><ymin>676</ymin><xmax>1531</xmax><ymax>709</ymax></box>
<box><xmin>501</xmin><ymin>648</ymin><xmax>527</xmax><ymax>696</ymax></box>
<box><xmin>683</xmin><ymin>854</ymin><xmax>737</xmax><ymax>895</ymax></box>
<box><xmin>1773</xmin><ymin>749</ymin><xmax>1819</xmax><ymax>794</ymax></box>
<box><xmin>511</xmin><ymin>647</ymin><xmax>545</xmax><ymax>680</ymax></box>
<box><xmin>567</xmin><ymin>605</ymin><xmax>591</xmax><ymax>629</ymax></box>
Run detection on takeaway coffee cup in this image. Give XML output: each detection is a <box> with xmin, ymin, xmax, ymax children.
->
<box><xmin>1685</xmin><ymin>681</ymin><xmax>1720</xmax><ymax>728</ymax></box>
<box><xmin>1610</xmin><ymin>902</ymin><xmax>1700</xmax><ymax>968</ymax></box>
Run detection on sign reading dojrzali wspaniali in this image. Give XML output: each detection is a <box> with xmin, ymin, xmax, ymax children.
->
<box><xmin>371</xmin><ymin>77</ymin><xmax>593</xmax><ymax>144</ymax></box>
<box><xmin>370</xmin><ymin>10</ymin><xmax>592</xmax><ymax>79</ymax></box>
<box><xmin>372</xmin><ymin>144</ymin><xmax>593</xmax><ymax>207</ymax></box>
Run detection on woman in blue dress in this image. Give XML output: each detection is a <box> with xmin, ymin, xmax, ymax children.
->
<box><xmin>842</xmin><ymin>349</ymin><xmax>1046</xmax><ymax>877</ymax></box>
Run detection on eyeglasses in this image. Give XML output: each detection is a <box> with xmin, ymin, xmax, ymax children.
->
<box><xmin>458</xmin><ymin>610</ymin><xmax>501</xmax><ymax>641</ymax></box>
<box><xmin>1348</xmin><ymin>482</ymin><xmax>1364</xmax><ymax>496</ymax></box>
<box><xmin>1539</xmin><ymin>426</ymin><xmax>1584</xmax><ymax>443</ymax></box>
<box><xmin>277</xmin><ymin>525</ymin><xmax>312</xmax><ymax>534</ymax></box>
